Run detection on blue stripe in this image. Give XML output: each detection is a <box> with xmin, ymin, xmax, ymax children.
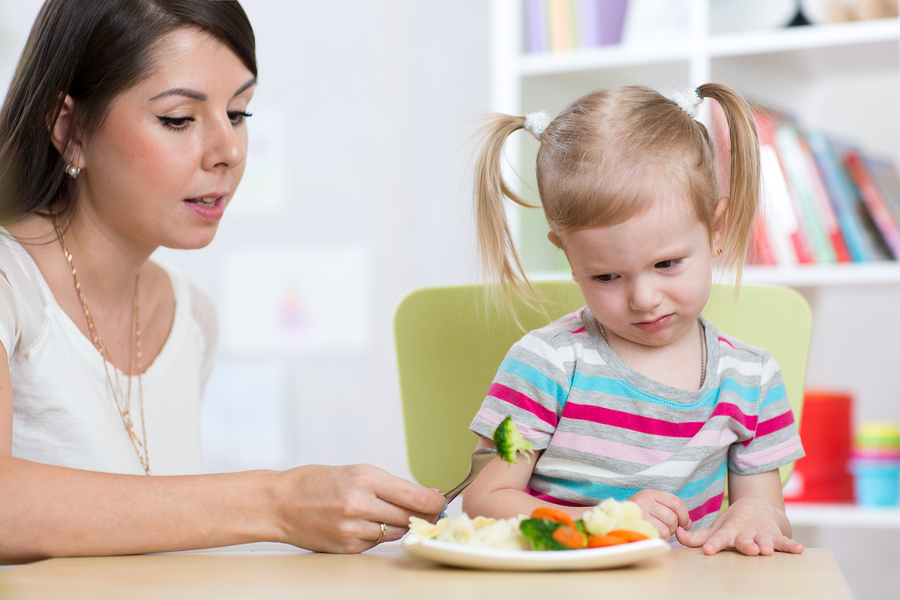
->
<box><xmin>501</xmin><ymin>358</ymin><xmax>568</xmax><ymax>409</ymax></box>
<box><xmin>762</xmin><ymin>383</ymin><xmax>787</xmax><ymax>407</ymax></box>
<box><xmin>570</xmin><ymin>372</ymin><xmax>724</xmax><ymax>409</ymax></box>
<box><xmin>533</xmin><ymin>461</ymin><xmax>727</xmax><ymax>503</ymax></box>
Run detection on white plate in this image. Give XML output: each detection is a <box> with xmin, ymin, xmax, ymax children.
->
<box><xmin>400</xmin><ymin>536</ymin><xmax>671</xmax><ymax>571</ymax></box>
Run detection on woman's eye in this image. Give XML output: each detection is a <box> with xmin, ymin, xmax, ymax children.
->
<box><xmin>228</xmin><ymin>111</ymin><xmax>252</xmax><ymax>125</ymax></box>
<box><xmin>655</xmin><ymin>259</ymin><xmax>681</xmax><ymax>269</ymax></box>
<box><xmin>157</xmin><ymin>116</ymin><xmax>195</xmax><ymax>131</ymax></box>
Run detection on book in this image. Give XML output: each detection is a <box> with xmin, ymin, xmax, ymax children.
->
<box><xmin>865</xmin><ymin>155</ymin><xmax>900</xmax><ymax>227</ymax></box>
<box><xmin>753</xmin><ymin>104</ymin><xmax>815</xmax><ymax>264</ymax></box>
<box><xmin>806</xmin><ymin>132</ymin><xmax>879</xmax><ymax>262</ymax></box>
<box><xmin>774</xmin><ymin>125</ymin><xmax>836</xmax><ymax>263</ymax></box>
<box><xmin>844</xmin><ymin>147</ymin><xmax>900</xmax><ymax>260</ymax></box>
<box><xmin>523</xmin><ymin>0</ymin><xmax>549</xmax><ymax>53</ymax></box>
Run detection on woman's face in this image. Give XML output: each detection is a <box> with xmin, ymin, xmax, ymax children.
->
<box><xmin>76</xmin><ymin>28</ymin><xmax>256</xmax><ymax>251</ymax></box>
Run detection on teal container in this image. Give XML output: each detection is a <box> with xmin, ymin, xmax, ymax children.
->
<box><xmin>851</xmin><ymin>460</ymin><xmax>900</xmax><ymax>506</ymax></box>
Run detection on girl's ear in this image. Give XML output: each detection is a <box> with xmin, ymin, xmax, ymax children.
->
<box><xmin>49</xmin><ymin>94</ymin><xmax>84</xmax><ymax>169</ymax></box>
<box><xmin>546</xmin><ymin>230</ymin><xmax>563</xmax><ymax>249</ymax></box>
<box><xmin>712</xmin><ymin>196</ymin><xmax>729</xmax><ymax>254</ymax></box>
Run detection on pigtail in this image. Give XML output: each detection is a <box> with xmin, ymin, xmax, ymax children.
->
<box><xmin>473</xmin><ymin>115</ymin><xmax>544</xmax><ymax>323</ymax></box>
<box><xmin>697</xmin><ymin>84</ymin><xmax>760</xmax><ymax>284</ymax></box>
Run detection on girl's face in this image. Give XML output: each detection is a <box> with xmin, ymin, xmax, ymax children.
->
<box><xmin>558</xmin><ymin>196</ymin><xmax>722</xmax><ymax>350</ymax></box>
<box><xmin>76</xmin><ymin>28</ymin><xmax>256</xmax><ymax>251</ymax></box>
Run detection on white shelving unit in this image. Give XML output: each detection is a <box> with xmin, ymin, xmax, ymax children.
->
<box><xmin>490</xmin><ymin>0</ymin><xmax>900</xmax><ymax>529</ymax></box>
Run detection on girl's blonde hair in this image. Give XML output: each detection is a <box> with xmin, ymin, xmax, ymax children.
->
<box><xmin>474</xmin><ymin>83</ymin><xmax>759</xmax><ymax>307</ymax></box>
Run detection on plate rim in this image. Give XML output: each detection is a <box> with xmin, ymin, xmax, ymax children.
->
<box><xmin>400</xmin><ymin>535</ymin><xmax>671</xmax><ymax>571</ymax></box>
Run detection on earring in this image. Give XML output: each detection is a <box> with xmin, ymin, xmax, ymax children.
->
<box><xmin>64</xmin><ymin>164</ymin><xmax>81</xmax><ymax>179</ymax></box>
<box><xmin>716</xmin><ymin>248</ymin><xmax>723</xmax><ymax>256</ymax></box>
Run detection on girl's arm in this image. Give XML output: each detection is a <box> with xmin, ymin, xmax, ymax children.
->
<box><xmin>675</xmin><ymin>469</ymin><xmax>804</xmax><ymax>556</ymax></box>
<box><xmin>461</xmin><ymin>436</ymin><xmax>586</xmax><ymax>522</ymax></box>
<box><xmin>0</xmin><ymin>348</ymin><xmax>446</xmax><ymax>563</ymax></box>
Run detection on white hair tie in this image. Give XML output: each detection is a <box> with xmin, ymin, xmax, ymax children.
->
<box><xmin>523</xmin><ymin>111</ymin><xmax>551</xmax><ymax>141</ymax></box>
<box><xmin>671</xmin><ymin>88</ymin><xmax>702</xmax><ymax>119</ymax></box>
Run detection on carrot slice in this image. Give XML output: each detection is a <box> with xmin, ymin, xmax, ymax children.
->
<box><xmin>530</xmin><ymin>506</ymin><xmax>576</xmax><ymax>529</ymax></box>
<box><xmin>551</xmin><ymin>525</ymin><xmax>587</xmax><ymax>549</ymax></box>
<box><xmin>586</xmin><ymin>530</ymin><xmax>649</xmax><ymax>547</ymax></box>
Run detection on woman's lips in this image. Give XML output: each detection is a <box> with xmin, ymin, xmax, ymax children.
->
<box><xmin>183</xmin><ymin>195</ymin><xmax>226</xmax><ymax>221</ymax></box>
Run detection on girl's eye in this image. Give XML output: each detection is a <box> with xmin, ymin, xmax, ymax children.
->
<box><xmin>655</xmin><ymin>259</ymin><xmax>681</xmax><ymax>269</ymax></box>
<box><xmin>157</xmin><ymin>115</ymin><xmax>195</xmax><ymax>131</ymax></box>
<box><xmin>228</xmin><ymin>111</ymin><xmax>252</xmax><ymax>125</ymax></box>
<box><xmin>593</xmin><ymin>274</ymin><xmax>617</xmax><ymax>282</ymax></box>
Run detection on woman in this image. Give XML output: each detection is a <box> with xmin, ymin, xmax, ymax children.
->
<box><xmin>0</xmin><ymin>0</ymin><xmax>444</xmax><ymax>563</ymax></box>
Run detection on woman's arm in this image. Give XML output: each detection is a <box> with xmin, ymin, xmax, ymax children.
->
<box><xmin>461</xmin><ymin>436</ymin><xmax>585</xmax><ymax>522</ymax></box>
<box><xmin>0</xmin><ymin>347</ymin><xmax>445</xmax><ymax>563</ymax></box>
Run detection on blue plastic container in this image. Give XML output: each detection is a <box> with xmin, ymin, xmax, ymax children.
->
<box><xmin>851</xmin><ymin>460</ymin><xmax>900</xmax><ymax>507</ymax></box>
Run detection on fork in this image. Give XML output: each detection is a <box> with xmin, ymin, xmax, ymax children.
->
<box><xmin>442</xmin><ymin>447</ymin><xmax>498</xmax><ymax>504</ymax></box>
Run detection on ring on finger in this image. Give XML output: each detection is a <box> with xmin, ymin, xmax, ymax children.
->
<box><xmin>377</xmin><ymin>522</ymin><xmax>387</xmax><ymax>544</ymax></box>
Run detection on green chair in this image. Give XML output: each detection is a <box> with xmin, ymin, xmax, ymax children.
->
<box><xmin>394</xmin><ymin>281</ymin><xmax>812</xmax><ymax>494</ymax></box>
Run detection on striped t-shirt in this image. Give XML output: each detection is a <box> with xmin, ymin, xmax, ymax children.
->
<box><xmin>469</xmin><ymin>307</ymin><xmax>804</xmax><ymax>530</ymax></box>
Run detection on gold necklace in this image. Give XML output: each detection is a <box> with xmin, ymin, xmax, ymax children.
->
<box><xmin>57</xmin><ymin>228</ymin><xmax>151</xmax><ymax>475</ymax></box>
<box><xmin>598</xmin><ymin>319</ymin><xmax>707</xmax><ymax>389</ymax></box>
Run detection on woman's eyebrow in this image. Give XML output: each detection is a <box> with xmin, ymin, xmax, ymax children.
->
<box><xmin>150</xmin><ymin>78</ymin><xmax>256</xmax><ymax>102</ymax></box>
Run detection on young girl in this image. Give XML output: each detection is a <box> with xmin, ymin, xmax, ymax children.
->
<box><xmin>463</xmin><ymin>84</ymin><xmax>805</xmax><ymax>556</ymax></box>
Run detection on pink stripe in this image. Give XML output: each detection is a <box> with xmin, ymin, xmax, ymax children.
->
<box><xmin>474</xmin><ymin>408</ymin><xmax>549</xmax><ymax>442</ymax></box>
<box><xmin>565</xmin><ymin>402</ymin><xmax>757</xmax><ymax>438</ymax></box>
<box><xmin>526</xmin><ymin>488</ymin><xmax>589</xmax><ymax>507</ymax></box>
<box><xmin>682</xmin><ymin>428</ymin><xmax>740</xmax><ymax>449</ymax></box>
<box><xmin>488</xmin><ymin>383</ymin><xmax>558</xmax><ymax>428</ymax></box>
<box><xmin>688</xmin><ymin>493</ymin><xmax>724</xmax><ymax>522</ymax></box>
<box><xmin>718</xmin><ymin>336</ymin><xmax>735</xmax><ymax>349</ymax></box>
<box><xmin>551</xmin><ymin>431</ymin><xmax>673</xmax><ymax>465</ymax></box>
<box><xmin>732</xmin><ymin>437</ymin><xmax>804</xmax><ymax>470</ymax></box>
<box><xmin>756</xmin><ymin>409</ymin><xmax>796</xmax><ymax>437</ymax></box>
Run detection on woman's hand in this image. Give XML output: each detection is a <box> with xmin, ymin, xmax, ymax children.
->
<box><xmin>674</xmin><ymin>470</ymin><xmax>803</xmax><ymax>556</ymax></box>
<box><xmin>267</xmin><ymin>464</ymin><xmax>446</xmax><ymax>554</ymax></box>
<box><xmin>627</xmin><ymin>489</ymin><xmax>691</xmax><ymax>538</ymax></box>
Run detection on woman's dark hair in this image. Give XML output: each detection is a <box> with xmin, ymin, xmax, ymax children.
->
<box><xmin>0</xmin><ymin>0</ymin><xmax>257</xmax><ymax>225</ymax></box>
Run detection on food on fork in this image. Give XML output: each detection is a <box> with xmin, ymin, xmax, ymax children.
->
<box><xmin>492</xmin><ymin>416</ymin><xmax>533</xmax><ymax>464</ymax></box>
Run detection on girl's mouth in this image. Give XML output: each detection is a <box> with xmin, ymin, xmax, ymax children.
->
<box><xmin>634</xmin><ymin>314</ymin><xmax>673</xmax><ymax>332</ymax></box>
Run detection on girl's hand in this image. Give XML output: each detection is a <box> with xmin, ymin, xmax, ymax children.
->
<box><xmin>627</xmin><ymin>489</ymin><xmax>691</xmax><ymax>538</ymax></box>
<box><xmin>674</xmin><ymin>469</ymin><xmax>803</xmax><ymax>556</ymax></box>
<box><xmin>268</xmin><ymin>464</ymin><xmax>446</xmax><ymax>554</ymax></box>
<box><xmin>675</xmin><ymin>496</ymin><xmax>804</xmax><ymax>555</ymax></box>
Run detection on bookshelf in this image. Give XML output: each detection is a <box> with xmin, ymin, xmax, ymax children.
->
<box><xmin>490</xmin><ymin>0</ymin><xmax>900</xmax><ymax>529</ymax></box>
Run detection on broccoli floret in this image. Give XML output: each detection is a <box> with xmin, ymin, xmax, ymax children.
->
<box><xmin>492</xmin><ymin>416</ymin><xmax>533</xmax><ymax>464</ymax></box>
<box><xmin>519</xmin><ymin>518</ymin><xmax>568</xmax><ymax>551</ymax></box>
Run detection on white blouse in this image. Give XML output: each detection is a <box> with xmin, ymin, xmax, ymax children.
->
<box><xmin>0</xmin><ymin>231</ymin><xmax>217</xmax><ymax>475</ymax></box>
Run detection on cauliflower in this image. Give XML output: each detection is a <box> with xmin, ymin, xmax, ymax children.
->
<box><xmin>408</xmin><ymin>513</ymin><xmax>529</xmax><ymax>551</ymax></box>
<box><xmin>581</xmin><ymin>499</ymin><xmax>659</xmax><ymax>539</ymax></box>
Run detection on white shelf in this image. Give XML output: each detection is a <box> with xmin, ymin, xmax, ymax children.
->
<box><xmin>786</xmin><ymin>503</ymin><xmax>900</xmax><ymax>529</ymax></box>
<box><xmin>743</xmin><ymin>263</ymin><xmax>900</xmax><ymax>287</ymax></box>
<box><xmin>709</xmin><ymin>17</ymin><xmax>900</xmax><ymax>59</ymax></box>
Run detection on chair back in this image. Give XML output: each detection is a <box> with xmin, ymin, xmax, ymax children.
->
<box><xmin>394</xmin><ymin>281</ymin><xmax>812</xmax><ymax>492</ymax></box>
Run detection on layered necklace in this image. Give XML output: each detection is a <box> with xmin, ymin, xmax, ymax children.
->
<box><xmin>56</xmin><ymin>226</ymin><xmax>151</xmax><ymax>475</ymax></box>
<box><xmin>598</xmin><ymin>319</ymin><xmax>708</xmax><ymax>389</ymax></box>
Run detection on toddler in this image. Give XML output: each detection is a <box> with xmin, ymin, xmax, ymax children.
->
<box><xmin>463</xmin><ymin>84</ymin><xmax>805</xmax><ymax>556</ymax></box>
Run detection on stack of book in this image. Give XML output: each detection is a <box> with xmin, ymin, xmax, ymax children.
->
<box><xmin>726</xmin><ymin>103</ymin><xmax>900</xmax><ymax>266</ymax></box>
<box><xmin>523</xmin><ymin>0</ymin><xmax>629</xmax><ymax>53</ymax></box>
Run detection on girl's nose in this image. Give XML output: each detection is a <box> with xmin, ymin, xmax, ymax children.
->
<box><xmin>629</xmin><ymin>278</ymin><xmax>662</xmax><ymax>312</ymax></box>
